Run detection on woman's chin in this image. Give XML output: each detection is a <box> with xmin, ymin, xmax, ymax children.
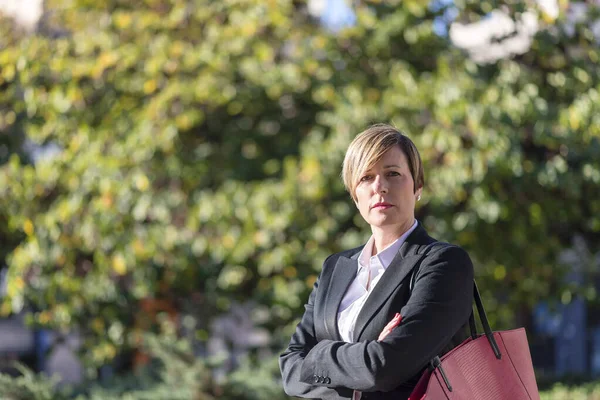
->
<box><xmin>368</xmin><ymin>218</ymin><xmax>398</xmax><ymax>229</ymax></box>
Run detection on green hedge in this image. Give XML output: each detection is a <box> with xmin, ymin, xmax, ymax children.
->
<box><xmin>0</xmin><ymin>332</ymin><xmax>286</xmax><ymax>400</ymax></box>
<box><xmin>541</xmin><ymin>382</ymin><xmax>600</xmax><ymax>400</ymax></box>
<box><xmin>0</xmin><ymin>331</ymin><xmax>597</xmax><ymax>400</ymax></box>
<box><xmin>1</xmin><ymin>362</ymin><xmax>600</xmax><ymax>400</ymax></box>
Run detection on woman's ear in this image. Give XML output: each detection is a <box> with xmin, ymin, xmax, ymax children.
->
<box><xmin>415</xmin><ymin>187</ymin><xmax>423</xmax><ymax>201</ymax></box>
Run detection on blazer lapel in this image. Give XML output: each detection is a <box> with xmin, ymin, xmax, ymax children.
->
<box><xmin>352</xmin><ymin>224</ymin><xmax>434</xmax><ymax>341</ymax></box>
<box><xmin>323</xmin><ymin>252</ymin><xmax>360</xmax><ymax>341</ymax></box>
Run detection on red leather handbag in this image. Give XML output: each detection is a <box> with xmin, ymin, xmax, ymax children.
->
<box><xmin>408</xmin><ymin>282</ymin><xmax>540</xmax><ymax>400</ymax></box>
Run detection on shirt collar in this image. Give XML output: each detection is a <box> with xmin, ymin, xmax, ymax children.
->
<box><xmin>358</xmin><ymin>220</ymin><xmax>419</xmax><ymax>270</ymax></box>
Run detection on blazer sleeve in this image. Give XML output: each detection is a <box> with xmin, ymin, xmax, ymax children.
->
<box><xmin>279</xmin><ymin>256</ymin><xmax>353</xmax><ymax>399</ymax></box>
<box><xmin>297</xmin><ymin>245</ymin><xmax>474</xmax><ymax>393</ymax></box>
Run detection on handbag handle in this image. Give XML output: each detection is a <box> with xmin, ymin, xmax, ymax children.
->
<box><xmin>424</xmin><ymin>282</ymin><xmax>503</xmax><ymax>393</ymax></box>
<box><xmin>470</xmin><ymin>281</ymin><xmax>502</xmax><ymax>359</ymax></box>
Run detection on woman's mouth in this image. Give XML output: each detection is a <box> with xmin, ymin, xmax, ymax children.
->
<box><xmin>372</xmin><ymin>202</ymin><xmax>393</xmax><ymax>209</ymax></box>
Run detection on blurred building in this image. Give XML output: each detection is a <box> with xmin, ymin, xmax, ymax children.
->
<box><xmin>0</xmin><ymin>0</ymin><xmax>43</xmax><ymax>31</ymax></box>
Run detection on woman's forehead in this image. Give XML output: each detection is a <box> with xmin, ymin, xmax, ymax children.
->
<box><xmin>365</xmin><ymin>162</ymin><xmax>406</xmax><ymax>169</ymax></box>
<box><xmin>365</xmin><ymin>149</ymin><xmax>408</xmax><ymax>169</ymax></box>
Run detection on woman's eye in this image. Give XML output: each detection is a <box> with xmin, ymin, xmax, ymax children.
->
<box><xmin>388</xmin><ymin>171</ymin><xmax>400</xmax><ymax>177</ymax></box>
<box><xmin>360</xmin><ymin>175</ymin><xmax>373</xmax><ymax>182</ymax></box>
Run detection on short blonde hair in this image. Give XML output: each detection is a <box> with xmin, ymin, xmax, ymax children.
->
<box><xmin>342</xmin><ymin>124</ymin><xmax>424</xmax><ymax>202</ymax></box>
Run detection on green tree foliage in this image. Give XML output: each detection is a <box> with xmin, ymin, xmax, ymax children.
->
<box><xmin>0</xmin><ymin>0</ymin><xmax>599</xmax><ymax>389</ymax></box>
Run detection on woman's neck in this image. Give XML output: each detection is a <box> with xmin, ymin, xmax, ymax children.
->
<box><xmin>371</xmin><ymin>219</ymin><xmax>415</xmax><ymax>255</ymax></box>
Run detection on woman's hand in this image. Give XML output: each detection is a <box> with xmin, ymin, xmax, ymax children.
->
<box><xmin>378</xmin><ymin>313</ymin><xmax>402</xmax><ymax>341</ymax></box>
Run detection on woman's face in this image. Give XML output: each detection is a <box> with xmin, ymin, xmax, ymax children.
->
<box><xmin>354</xmin><ymin>146</ymin><xmax>421</xmax><ymax>233</ymax></box>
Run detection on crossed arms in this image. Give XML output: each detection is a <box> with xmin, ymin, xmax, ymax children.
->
<box><xmin>279</xmin><ymin>245</ymin><xmax>474</xmax><ymax>398</ymax></box>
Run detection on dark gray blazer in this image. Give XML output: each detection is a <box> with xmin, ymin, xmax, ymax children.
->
<box><xmin>279</xmin><ymin>223</ymin><xmax>474</xmax><ymax>399</ymax></box>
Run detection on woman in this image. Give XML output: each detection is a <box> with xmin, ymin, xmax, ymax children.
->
<box><xmin>279</xmin><ymin>124</ymin><xmax>474</xmax><ymax>399</ymax></box>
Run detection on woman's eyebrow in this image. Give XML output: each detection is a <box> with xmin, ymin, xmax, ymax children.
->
<box><xmin>383</xmin><ymin>164</ymin><xmax>402</xmax><ymax>169</ymax></box>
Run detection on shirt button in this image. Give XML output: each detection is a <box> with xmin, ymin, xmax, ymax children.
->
<box><xmin>324</xmin><ymin>377</ymin><xmax>331</xmax><ymax>384</ymax></box>
<box><xmin>312</xmin><ymin>375</ymin><xmax>319</xmax><ymax>384</ymax></box>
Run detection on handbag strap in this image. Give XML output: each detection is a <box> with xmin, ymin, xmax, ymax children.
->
<box><xmin>409</xmin><ymin>244</ymin><xmax>501</xmax><ymax>360</ymax></box>
<box><xmin>473</xmin><ymin>281</ymin><xmax>501</xmax><ymax>359</ymax></box>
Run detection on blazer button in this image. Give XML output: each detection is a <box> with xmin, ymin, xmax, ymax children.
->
<box><xmin>312</xmin><ymin>375</ymin><xmax>320</xmax><ymax>384</ymax></box>
<box><xmin>324</xmin><ymin>377</ymin><xmax>331</xmax><ymax>384</ymax></box>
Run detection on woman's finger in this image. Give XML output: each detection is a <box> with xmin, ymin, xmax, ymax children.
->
<box><xmin>378</xmin><ymin>313</ymin><xmax>402</xmax><ymax>341</ymax></box>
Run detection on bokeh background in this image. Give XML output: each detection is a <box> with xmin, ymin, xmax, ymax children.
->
<box><xmin>1</xmin><ymin>0</ymin><xmax>600</xmax><ymax>399</ymax></box>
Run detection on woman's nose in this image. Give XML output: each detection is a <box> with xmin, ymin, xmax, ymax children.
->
<box><xmin>373</xmin><ymin>175</ymin><xmax>388</xmax><ymax>194</ymax></box>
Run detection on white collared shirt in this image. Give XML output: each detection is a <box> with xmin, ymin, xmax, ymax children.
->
<box><xmin>336</xmin><ymin>220</ymin><xmax>418</xmax><ymax>343</ymax></box>
<box><xmin>337</xmin><ymin>221</ymin><xmax>418</xmax><ymax>400</ymax></box>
